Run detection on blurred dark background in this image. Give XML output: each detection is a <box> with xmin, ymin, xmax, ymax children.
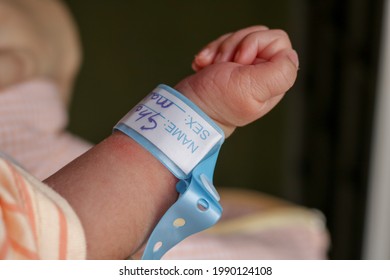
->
<box><xmin>64</xmin><ymin>0</ymin><xmax>385</xmax><ymax>259</ymax></box>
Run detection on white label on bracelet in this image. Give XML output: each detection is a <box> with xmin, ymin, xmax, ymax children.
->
<box><xmin>118</xmin><ymin>87</ymin><xmax>223</xmax><ymax>175</ymax></box>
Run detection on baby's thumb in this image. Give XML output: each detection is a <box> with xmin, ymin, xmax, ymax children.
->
<box><xmin>0</xmin><ymin>50</ymin><xmax>35</xmax><ymax>90</ymax></box>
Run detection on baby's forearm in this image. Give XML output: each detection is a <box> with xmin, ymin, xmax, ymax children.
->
<box><xmin>43</xmin><ymin>79</ymin><xmax>233</xmax><ymax>260</ymax></box>
<box><xmin>45</xmin><ymin>132</ymin><xmax>178</xmax><ymax>259</ymax></box>
<box><xmin>44</xmin><ymin>25</ymin><xmax>298</xmax><ymax>259</ymax></box>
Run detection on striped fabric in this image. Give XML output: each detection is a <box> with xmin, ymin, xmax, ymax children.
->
<box><xmin>0</xmin><ymin>157</ymin><xmax>86</xmax><ymax>259</ymax></box>
<box><xmin>0</xmin><ymin>79</ymin><xmax>88</xmax><ymax>259</ymax></box>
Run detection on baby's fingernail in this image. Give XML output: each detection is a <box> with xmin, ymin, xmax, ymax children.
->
<box><xmin>288</xmin><ymin>50</ymin><xmax>299</xmax><ymax>69</ymax></box>
<box><xmin>192</xmin><ymin>61</ymin><xmax>200</xmax><ymax>71</ymax></box>
<box><xmin>198</xmin><ymin>48</ymin><xmax>212</xmax><ymax>60</ymax></box>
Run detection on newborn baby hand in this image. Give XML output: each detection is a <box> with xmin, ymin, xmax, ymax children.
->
<box><xmin>175</xmin><ymin>25</ymin><xmax>299</xmax><ymax>137</ymax></box>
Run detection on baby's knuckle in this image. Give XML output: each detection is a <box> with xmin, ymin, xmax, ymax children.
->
<box><xmin>243</xmin><ymin>25</ymin><xmax>269</xmax><ymax>32</ymax></box>
<box><xmin>272</xmin><ymin>29</ymin><xmax>289</xmax><ymax>39</ymax></box>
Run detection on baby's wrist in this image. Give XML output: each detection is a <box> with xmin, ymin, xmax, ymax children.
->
<box><xmin>174</xmin><ymin>82</ymin><xmax>236</xmax><ymax>138</ymax></box>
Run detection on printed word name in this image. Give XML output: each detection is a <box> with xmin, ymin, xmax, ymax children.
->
<box><xmin>165</xmin><ymin>121</ymin><xmax>199</xmax><ymax>154</ymax></box>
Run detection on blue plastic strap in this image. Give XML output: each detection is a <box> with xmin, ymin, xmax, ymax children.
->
<box><xmin>114</xmin><ymin>84</ymin><xmax>224</xmax><ymax>260</ymax></box>
<box><xmin>141</xmin><ymin>150</ymin><xmax>222</xmax><ymax>260</ymax></box>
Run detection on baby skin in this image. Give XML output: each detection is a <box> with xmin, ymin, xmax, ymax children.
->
<box><xmin>44</xmin><ymin>25</ymin><xmax>299</xmax><ymax>259</ymax></box>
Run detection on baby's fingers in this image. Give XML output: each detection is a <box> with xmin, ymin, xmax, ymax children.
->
<box><xmin>192</xmin><ymin>25</ymin><xmax>268</xmax><ymax>71</ymax></box>
<box><xmin>192</xmin><ymin>32</ymin><xmax>231</xmax><ymax>71</ymax></box>
<box><xmin>233</xmin><ymin>29</ymin><xmax>293</xmax><ymax>65</ymax></box>
<box><xmin>211</xmin><ymin>25</ymin><xmax>269</xmax><ymax>64</ymax></box>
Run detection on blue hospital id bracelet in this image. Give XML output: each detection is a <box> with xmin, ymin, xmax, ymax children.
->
<box><xmin>114</xmin><ymin>84</ymin><xmax>224</xmax><ymax>260</ymax></box>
